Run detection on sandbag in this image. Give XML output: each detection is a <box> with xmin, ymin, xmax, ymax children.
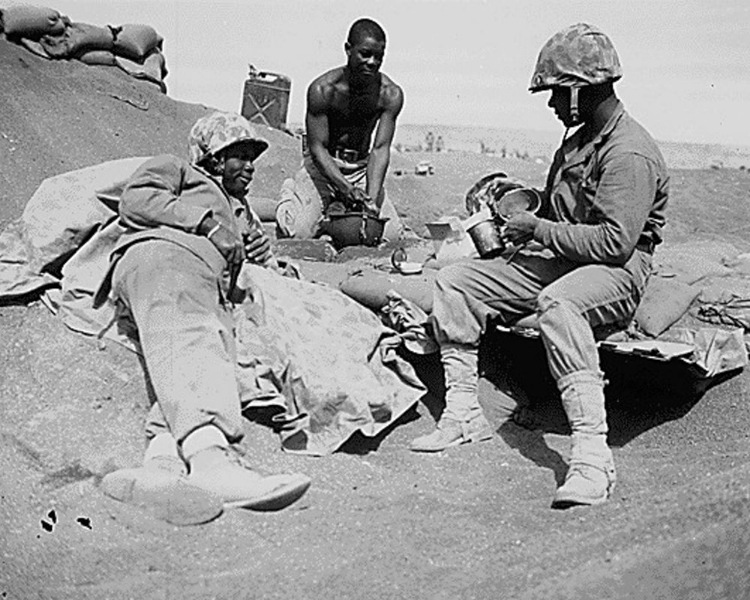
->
<box><xmin>116</xmin><ymin>48</ymin><xmax>167</xmax><ymax>92</ymax></box>
<box><xmin>76</xmin><ymin>49</ymin><xmax>117</xmax><ymax>67</ymax></box>
<box><xmin>18</xmin><ymin>37</ymin><xmax>50</xmax><ymax>58</ymax></box>
<box><xmin>275</xmin><ymin>173</ymin><xmax>323</xmax><ymax>239</ymax></box>
<box><xmin>663</xmin><ymin>326</ymin><xmax>748</xmax><ymax>377</ymax></box>
<box><xmin>1</xmin><ymin>4</ymin><xmax>65</xmax><ymax>39</ymax></box>
<box><xmin>248</xmin><ymin>196</ymin><xmax>278</xmax><ymax>222</ymax></box>
<box><xmin>40</xmin><ymin>22</ymin><xmax>114</xmax><ymax>58</ymax></box>
<box><xmin>634</xmin><ymin>275</ymin><xmax>701</xmax><ymax>337</ymax></box>
<box><xmin>339</xmin><ymin>269</ymin><xmax>435</xmax><ymax>314</ymax></box>
<box><xmin>112</xmin><ymin>23</ymin><xmax>163</xmax><ymax>61</ymax></box>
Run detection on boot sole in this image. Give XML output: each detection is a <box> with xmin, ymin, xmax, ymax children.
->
<box><xmin>551</xmin><ymin>493</ymin><xmax>609</xmax><ymax>509</ymax></box>
<box><xmin>102</xmin><ymin>469</ymin><xmax>224</xmax><ymax>526</ymax></box>
<box><xmin>224</xmin><ymin>476</ymin><xmax>312</xmax><ymax>511</ymax></box>
<box><xmin>410</xmin><ymin>430</ymin><xmax>494</xmax><ymax>453</ymax></box>
<box><xmin>551</xmin><ymin>482</ymin><xmax>615</xmax><ymax>509</ymax></box>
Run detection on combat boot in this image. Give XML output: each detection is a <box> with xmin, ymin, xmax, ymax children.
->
<box><xmin>410</xmin><ymin>413</ymin><xmax>494</xmax><ymax>452</ymax></box>
<box><xmin>551</xmin><ymin>370</ymin><xmax>616</xmax><ymax>508</ymax></box>
<box><xmin>187</xmin><ymin>445</ymin><xmax>311</xmax><ymax>511</ymax></box>
<box><xmin>410</xmin><ymin>343</ymin><xmax>494</xmax><ymax>452</ymax></box>
<box><xmin>101</xmin><ymin>433</ymin><xmax>223</xmax><ymax>526</ymax></box>
<box><xmin>552</xmin><ymin>433</ymin><xmax>616</xmax><ymax>508</ymax></box>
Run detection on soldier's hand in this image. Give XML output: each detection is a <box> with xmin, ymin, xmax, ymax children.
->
<box><xmin>345</xmin><ymin>187</ymin><xmax>371</xmax><ymax>209</ymax></box>
<box><xmin>244</xmin><ymin>227</ymin><xmax>272</xmax><ymax>265</ymax></box>
<box><xmin>203</xmin><ymin>219</ymin><xmax>245</xmax><ymax>267</ymax></box>
<box><xmin>503</xmin><ymin>212</ymin><xmax>539</xmax><ymax>246</ymax></box>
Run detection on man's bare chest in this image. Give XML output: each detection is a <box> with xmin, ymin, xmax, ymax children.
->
<box><xmin>329</xmin><ymin>91</ymin><xmax>382</xmax><ymax>123</ymax></box>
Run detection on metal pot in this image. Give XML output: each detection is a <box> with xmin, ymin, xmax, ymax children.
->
<box><xmin>493</xmin><ymin>187</ymin><xmax>542</xmax><ymax>222</ymax></box>
<box><xmin>325</xmin><ymin>212</ymin><xmax>389</xmax><ymax>248</ymax></box>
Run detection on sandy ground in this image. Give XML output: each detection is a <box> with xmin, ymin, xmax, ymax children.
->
<box><xmin>2</xmin><ymin>38</ymin><xmax>750</xmax><ymax>599</ymax></box>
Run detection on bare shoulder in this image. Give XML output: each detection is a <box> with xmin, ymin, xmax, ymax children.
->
<box><xmin>308</xmin><ymin>67</ymin><xmax>344</xmax><ymax>99</ymax></box>
<box><xmin>379</xmin><ymin>73</ymin><xmax>404</xmax><ymax>111</ymax></box>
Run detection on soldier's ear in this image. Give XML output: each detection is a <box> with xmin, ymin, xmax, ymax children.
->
<box><xmin>204</xmin><ymin>152</ymin><xmax>224</xmax><ymax>176</ymax></box>
<box><xmin>344</xmin><ymin>41</ymin><xmax>351</xmax><ymax>56</ymax></box>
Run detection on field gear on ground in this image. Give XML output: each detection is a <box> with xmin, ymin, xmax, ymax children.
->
<box><xmin>324</xmin><ymin>211</ymin><xmax>389</xmax><ymax>248</ymax></box>
<box><xmin>275</xmin><ymin>153</ymin><xmax>404</xmax><ymax>242</ymax></box>
<box><xmin>188</xmin><ymin>111</ymin><xmax>268</xmax><ymax>167</ymax></box>
<box><xmin>186</xmin><ymin>445</ymin><xmax>312</xmax><ymax>510</ymax></box>
<box><xmin>529</xmin><ymin>23</ymin><xmax>622</xmax><ymax>93</ymax></box>
<box><xmin>551</xmin><ymin>370</ymin><xmax>616</xmax><ymax>507</ymax></box>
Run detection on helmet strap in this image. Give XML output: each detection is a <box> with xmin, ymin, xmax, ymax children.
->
<box><xmin>569</xmin><ymin>87</ymin><xmax>581</xmax><ymax>126</ymax></box>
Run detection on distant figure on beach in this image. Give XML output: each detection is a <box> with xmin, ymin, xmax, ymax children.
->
<box><xmin>425</xmin><ymin>131</ymin><xmax>435</xmax><ymax>152</ymax></box>
<box><xmin>435</xmin><ymin>135</ymin><xmax>444</xmax><ymax>152</ymax></box>
<box><xmin>412</xmin><ymin>23</ymin><xmax>669</xmax><ymax>510</ymax></box>
<box><xmin>275</xmin><ymin>17</ymin><xmax>406</xmax><ymax>243</ymax></box>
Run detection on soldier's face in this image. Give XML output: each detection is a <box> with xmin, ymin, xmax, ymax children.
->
<box><xmin>548</xmin><ymin>87</ymin><xmax>576</xmax><ymax>127</ymax></box>
<box><xmin>220</xmin><ymin>143</ymin><xmax>258</xmax><ymax>198</ymax></box>
<box><xmin>345</xmin><ymin>36</ymin><xmax>385</xmax><ymax>80</ymax></box>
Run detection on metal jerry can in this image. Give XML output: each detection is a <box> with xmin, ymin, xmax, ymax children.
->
<box><xmin>240</xmin><ymin>66</ymin><xmax>291</xmax><ymax>131</ymax></box>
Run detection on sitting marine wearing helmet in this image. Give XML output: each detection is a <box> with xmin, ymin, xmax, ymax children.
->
<box><xmin>98</xmin><ymin>111</ymin><xmax>311</xmax><ymax>522</ymax></box>
<box><xmin>412</xmin><ymin>24</ymin><xmax>669</xmax><ymax>509</ymax></box>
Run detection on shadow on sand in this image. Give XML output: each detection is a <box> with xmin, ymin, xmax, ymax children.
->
<box><xmin>483</xmin><ymin>332</ymin><xmax>742</xmax><ymax>476</ymax></box>
<box><xmin>376</xmin><ymin>330</ymin><xmax>743</xmax><ymax>479</ymax></box>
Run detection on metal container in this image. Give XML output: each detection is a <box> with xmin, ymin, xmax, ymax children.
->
<box><xmin>493</xmin><ymin>187</ymin><xmax>542</xmax><ymax>222</ymax></box>
<box><xmin>325</xmin><ymin>212</ymin><xmax>389</xmax><ymax>248</ymax></box>
<box><xmin>240</xmin><ymin>70</ymin><xmax>291</xmax><ymax>130</ymax></box>
<box><xmin>465</xmin><ymin>209</ymin><xmax>505</xmax><ymax>258</ymax></box>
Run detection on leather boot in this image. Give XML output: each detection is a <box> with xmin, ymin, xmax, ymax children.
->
<box><xmin>101</xmin><ymin>433</ymin><xmax>223</xmax><ymax>526</ymax></box>
<box><xmin>410</xmin><ymin>414</ymin><xmax>494</xmax><ymax>452</ymax></box>
<box><xmin>552</xmin><ymin>370</ymin><xmax>616</xmax><ymax>508</ymax></box>
<box><xmin>187</xmin><ymin>446</ymin><xmax>312</xmax><ymax>511</ymax></box>
<box><xmin>410</xmin><ymin>343</ymin><xmax>494</xmax><ymax>452</ymax></box>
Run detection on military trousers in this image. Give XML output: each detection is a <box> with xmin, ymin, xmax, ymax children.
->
<box><xmin>429</xmin><ymin>245</ymin><xmax>652</xmax><ymax>381</ymax></box>
<box><xmin>111</xmin><ymin>240</ymin><xmax>245</xmax><ymax>446</ymax></box>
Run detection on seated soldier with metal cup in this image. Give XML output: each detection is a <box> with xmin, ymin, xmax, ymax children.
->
<box><xmin>411</xmin><ymin>24</ymin><xmax>669</xmax><ymax>510</ymax></box>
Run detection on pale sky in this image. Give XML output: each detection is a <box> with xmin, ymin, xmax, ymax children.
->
<box><xmin>39</xmin><ymin>0</ymin><xmax>750</xmax><ymax>146</ymax></box>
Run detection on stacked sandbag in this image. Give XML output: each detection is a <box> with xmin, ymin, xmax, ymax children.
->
<box><xmin>0</xmin><ymin>3</ymin><xmax>66</xmax><ymax>38</ymax></box>
<box><xmin>0</xmin><ymin>4</ymin><xmax>168</xmax><ymax>92</ymax></box>
<box><xmin>39</xmin><ymin>21</ymin><xmax>115</xmax><ymax>59</ymax></box>
<box><xmin>111</xmin><ymin>23</ymin><xmax>162</xmax><ymax>61</ymax></box>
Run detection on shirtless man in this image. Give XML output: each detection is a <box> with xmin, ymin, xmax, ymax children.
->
<box><xmin>275</xmin><ymin>18</ymin><xmax>406</xmax><ymax>242</ymax></box>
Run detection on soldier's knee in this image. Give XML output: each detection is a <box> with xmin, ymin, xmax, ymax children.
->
<box><xmin>537</xmin><ymin>292</ymin><xmax>577</xmax><ymax>324</ymax></box>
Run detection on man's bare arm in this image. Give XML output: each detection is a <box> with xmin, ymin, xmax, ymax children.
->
<box><xmin>366</xmin><ymin>83</ymin><xmax>404</xmax><ymax>205</ymax></box>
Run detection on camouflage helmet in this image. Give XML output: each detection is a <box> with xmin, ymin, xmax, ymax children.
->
<box><xmin>188</xmin><ymin>111</ymin><xmax>268</xmax><ymax>166</ymax></box>
<box><xmin>529</xmin><ymin>23</ymin><xmax>622</xmax><ymax>93</ymax></box>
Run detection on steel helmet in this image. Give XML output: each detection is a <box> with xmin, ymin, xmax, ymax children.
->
<box><xmin>188</xmin><ymin>111</ymin><xmax>269</xmax><ymax>166</ymax></box>
<box><xmin>529</xmin><ymin>23</ymin><xmax>622</xmax><ymax>93</ymax></box>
